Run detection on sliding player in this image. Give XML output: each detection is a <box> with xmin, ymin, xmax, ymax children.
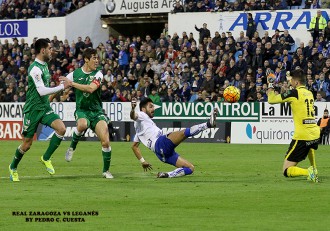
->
<box><xmin>130</xmin><ymin>97</ymin><xmax>217</xmax><ymax>178</ymax></box>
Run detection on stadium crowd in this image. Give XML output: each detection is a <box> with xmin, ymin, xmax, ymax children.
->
<box><xmin>0</xmin><ymin>0</ymin><xmax>95</xmax><ymax>19</ymax></box>
<box><xmin>0</xmin><ymin>1</ymin><xmax>330</xmax><ymax>103</ymax></box>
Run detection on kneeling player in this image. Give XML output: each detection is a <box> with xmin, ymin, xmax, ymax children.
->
<box><xmin>267</xmin><ymin>69</ymin><xmax>320</xmax><ymax>182</ymax></box>
<box><xmin>130</xmin><ymin>97</ymin><xmax>217</xmax><ymax>178</ymax></box>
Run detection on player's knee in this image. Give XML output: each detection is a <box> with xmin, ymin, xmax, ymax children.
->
<box><xmin>21</xmin><ymin>142</ymin><xmax>32</xmax><ymax>152</ymax></box>
<box><xmin>189</xmin><ymin>164</ymin><xmax>195</xmax><ymax>173</ymax></box>
<box><xmin>22</xmin><ymin>145</ymin><xmax>31</xmax><ymax>152</ymax></box>
<box><xmin>77</xmin><ymin>124</ymin><xmax>87</xmax><ymax>133</ymax></box>
<box><xmin>101</xmin><ymin>140</ymin><xmax>110</xmax><ymax>148</ymax></box>
<box><xmin>55</xmin><ymin>124</ymin><xmax>66</xmax><ymax>136</ymax></box>
<box><xmin>283</xmin><ymin>168</ymin><xmax>288</xmax><ymax>177</ymax></box>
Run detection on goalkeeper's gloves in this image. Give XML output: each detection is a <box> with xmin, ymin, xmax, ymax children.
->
<box><xmin>268</xmin><ymin>77</ymin><xmax>275</xmax><ymax>89</ymax></box>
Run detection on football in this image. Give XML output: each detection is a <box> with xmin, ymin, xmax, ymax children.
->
<box><xmin>223</xmin><ymin>86</ymin><xmax>240</xmax><ymax>103</ymax></box>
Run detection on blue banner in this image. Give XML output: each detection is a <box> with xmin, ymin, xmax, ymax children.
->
<box><xmin>0</xmin><ymin>21</ymin><xmax>27</xmax><ymax>38</ymax></box>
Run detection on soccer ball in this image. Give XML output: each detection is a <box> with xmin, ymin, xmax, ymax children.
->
<box><xmin>223</xmin><ymin>86</ymin><xmax>240</xmax><ymax>103</ymax></box>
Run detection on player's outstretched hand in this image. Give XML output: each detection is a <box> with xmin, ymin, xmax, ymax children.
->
<box><xmin>59</xmin><ymin>76</ymin><xmax>72</xmax><ymax>89</ymax></box>
<box><xmin>131</xmin><ymin>97</ymin><xmax>137</xmax><ymax>110</ymax></box>
<box><xmin>141</xmin><ymin>161</ymin><xmax>153</xmax><ymax>172</ymax></box>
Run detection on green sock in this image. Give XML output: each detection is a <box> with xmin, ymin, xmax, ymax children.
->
<box><xmin>43</xmin><ymin>133</ymin><xmax>63</xmax><ymax>161</ymax></box>
<box><xmin>102</xmin><ymin>148</ymin><xmax>112</xmax><ymax>173</ymax></box>
<box><xmin>10</xmin><ymin>147</ymin><xmax>24</xmax><ymax>169</ymax></box>
<box><xmin>70</xmin><ymin>131</ymin><xmax>82</xmax><ymax>150</ymax></box>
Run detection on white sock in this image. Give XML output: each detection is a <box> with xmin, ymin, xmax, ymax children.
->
<box><xmin>168</xmin><ymin>168</ymin><xmax>185</xmax><ymax>178</ymax></box>
<box><xmin>189</xmin><ymin>123</ymin><xmax>208</xmax><ymax>136</ymax></box>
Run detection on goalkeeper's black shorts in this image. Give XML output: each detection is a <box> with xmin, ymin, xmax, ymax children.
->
<box><xmin>285</xmin><ymin>139</ymin><xmax>319</xmax><ymax>162</ymax></box>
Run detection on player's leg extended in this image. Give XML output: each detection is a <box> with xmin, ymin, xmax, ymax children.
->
<box><xmin>43</xmin><ymin>119</ymin><xmax>66</xmax><ymax>160</ymax></box>
<box><xmin>71</xmin><ymin>118</ymin><xmax>88</xmax><ymax>150</ymax></box>
<box><xmin>95</xmin><ymin>120</ymin><xmax>113</xmax><ymax>179</ymax></box>
<box><xmin>65</xmin><ymin>118</ymin><xmax>88</xmax><ymax>162</ymax></box>
<box><xmin>40</xmin><ymin>118</ymin><xmax>66</xmax><ymax>175</ymax></box>
<box><xmin>9</xmin><ymin>137</ymin><xmax>33</xmax><ymax>182</ymax></box>
<box><xmin>9</xmin><ymin>111</ymin><xmax>39</xmax><ymax>181</ymax></box>
<box><xmin>158</xmin><ymin>156</ymin><xmax>195</xmax><ymax>178</ymax></box>
<box><xmin>167</xmin><ymin>109</ymin><xmax>217</xmax><ymax>146</ymax></box>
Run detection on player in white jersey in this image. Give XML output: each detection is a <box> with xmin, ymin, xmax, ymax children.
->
<box><xmin>130</xmin><ymin>98</ymin><xmax>217</xmax><ymax>178</ymax></box>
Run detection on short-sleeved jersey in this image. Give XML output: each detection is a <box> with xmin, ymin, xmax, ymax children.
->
<box><xmin>133</xmin><ymin>111</ymin><xmax>163</xmax><ymax>152</ymax></box>
<box><xmin>67</xmin><ymin>68</ymin><xmax>103</xmax><ymax>112</ymax></box>
<box><xmin>24</xmin><ymin>59</ymin><xmax>52</xmax><ymax>113</ymax></box>
<box><xmin>268</xmin><ymin>86</ymin><xmax>320</xmax><ymax>140</ymax></box>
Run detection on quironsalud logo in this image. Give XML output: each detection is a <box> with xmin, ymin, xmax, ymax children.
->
<box><xmin>246</xmin><ymin>123</ymin><xmax>256</xmax><ymax>139</ymax></box>
<box><xmin>104</xmin><ymin>0</ymin><xmax>116</xmax><ymax>13</ymax></box>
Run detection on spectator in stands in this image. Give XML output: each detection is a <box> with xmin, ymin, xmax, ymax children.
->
<box><xmin>195</xmin><ymin>1</ymin><xmax>206</xmax><ymax>12</ymax></box>
<box><xmin>271</xmin><ymin>0</ymin><xmax>285</xmax><ymax>10</ymax></box>
<box><xmin>18</xmin><ymin>90</ymin><xmax>26</xmax><ymax>102</ymax></box>
<box><xmin>258</xmin><ymin>0</ymin><xmax>269</xmax><ymax>10</ymax></box>
<box><xmin>201</xmin><ymin>72</ymin><xmax>215</xmax><ymax>94</ymax></box>
<box><xmin>310</xmin><ymin>0</ymin><xmax>321</xmax><ymax>8</ymax></box>
<box><xmin>287</xmin><ymin>0</ymin><xmax>302</xmax><ymax>8</ymax></box>
<box><xmin>323</xmin><ymin>21</ymin><xmax>330</xmax><ymax>43</ymax></box>
<box><xmin>149</xmin><ymin>88</ymin><xmax>161</xmax><ymax>103</ymax></box>
<box><xmin>195</xmin><ymin>23</ymin><xmax>210</xmax><ymax>44</ymax></box>
<box><xmin>315</xmin><ymin>91</ymin><xmax>326</xmax><ymax>102</ymax></box>
<box><xmin>246</xmin><ymin>13</ymin><xmax>256</xmax><ymax>40</ymax></box>
<box><xmin>317</xmin><ymin>108</ymin><xmax>330</xmax><ymax>145</ymax></box>
<box><xmin>163</xmin><ymin>87</ymin><xmax>175</xmax><ymax>102</ymax></box>
<box><xmin>309</xmin><ymin>10</ymin><xmax>327</xmax><ymax>44</ymax></box>
<box><xmin>84</xmin><ymin>36</ymin><xmax>93</xmax><ymax>49</ymax></box>
<box><xmin>185</xmin><ymin>1</ymin><xmax>196</xmax><ymax>12</ymax></box>
<box><xmin>279</xmin><ymin>30</ymin><xmax>295</xmax><ymax>51</ymax></box>
<box><xmin>45</xmin><ymin>8</ymin><xmax>54</xmax><ymax>18</ymax></box>
<box><xmin>173</xmin><ymin>1</ymin><xmax>184</xmax><ymax>13</ymax></box>
<box><xmin>118</xmin><ymin>45</ymin><xmax>129</xmax><ymax>76</ymax></box>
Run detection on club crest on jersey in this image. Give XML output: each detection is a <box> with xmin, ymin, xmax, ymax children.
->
<box><xmin>89</xmin><ymin>76</ymin><xmax>94</xmax><ymax>81</ymax></box>
<box><xmin>83</xmin><ymin>92</ymin><xmax>90</xmax><ymax>97</ymax></box>
<box><xmin>35</xmin><ymin>74</ymin><xmax>41</xmax><ymax>82</ymax></box>
<box><xmin>283</xmin><ymin>90</ymin><xmax>291</xmax><ymax>97</ymax></box>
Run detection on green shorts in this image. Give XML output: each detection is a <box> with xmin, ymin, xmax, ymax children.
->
<box><xmin>74</xmin><ymin>109</ymin><xmax>108</xmax><ymax>131</ymax></box>
<box><xmin>22</xmin><ymin>108</ymin><xmax>60</xmax><ymax>138</ymax></box>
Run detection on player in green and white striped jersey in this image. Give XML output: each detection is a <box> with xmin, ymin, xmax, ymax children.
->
<box><xmin>64</xmin><ymin>48</ymin><xmax>113</xmax><ymax>179</ymax></box>
<box><xmin>9</xmin><ymin>38</ymin><xmax>72</xmax><ymax>182</ymax></box>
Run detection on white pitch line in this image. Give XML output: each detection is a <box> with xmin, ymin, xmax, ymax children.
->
<box><xmin>0</xmin><ymin>174</ymin><xmax>98</xmax><ymax>179</ymax></box>
<box><xmin>1</xmin><ymin>172</ymin><xmax>157</xmax><ymax>179</ymax></box>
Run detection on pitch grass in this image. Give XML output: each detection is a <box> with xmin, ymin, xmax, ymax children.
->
<box><xmin>0</xmin><ymin>141</ymin><xmax>329</xmax><ymax>231</ymax></box>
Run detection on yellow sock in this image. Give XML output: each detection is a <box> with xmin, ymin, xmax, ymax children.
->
<box><xmin>308</xmin><ymin>149</ymin><xmax>316</xmax><ymax>168</ymax></box>
<box><xmin>287</xmin><ymin>166</ymin><xmax>308</xmax><ymax>177</ymax></box>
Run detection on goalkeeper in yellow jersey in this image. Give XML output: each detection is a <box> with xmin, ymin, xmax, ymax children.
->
<box><xmin>267</xmin><ymin>69</ymin><xmax>320</xmax><ymax>182</ymax></box>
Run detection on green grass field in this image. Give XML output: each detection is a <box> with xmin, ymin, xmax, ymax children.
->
<box><xmin>0</xmin><ymin>141</ymin><xmax>329</xmax><ymax>231</ymax></box>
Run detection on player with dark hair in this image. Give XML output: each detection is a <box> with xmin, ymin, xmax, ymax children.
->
<box><xmin>130</xmin><ymin>97</ymin><xmax>217</xmax><ymax>178</ymax></box>
<box><xmin>267</xmin><ymin>69</ymin><xmax>320</xmax><ymax>182</ymax></box>
<box><xmin>64</xmin><ymin>48</ymin><xmax>113</xmax><ymax>179</ymax></box>
<box><xmin>8</xmin><ymin>38</ymin><xmax>72</xmax><ymax>181</ymax></box>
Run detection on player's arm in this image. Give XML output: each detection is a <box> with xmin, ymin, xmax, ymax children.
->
<box><xmin>49</xmin><ymin>91</ymin><xmax>61</xmax><ymax>102</ymax></box>
<box><xmin>131</xmin><ymin>141</ymin><xmax>152</xmax><ymax>172</ymax></box>
<box><xmin>71</xmin><ymin>81</ymin><xmax>98</xmax><ymax>94</ymax></box>
<box><xmin>71</xmin><ymin>71</ymin><xmax>102</xmax><ymax>94</ymax></box>
<box><xmin>49</xmin><ymin>72</ymin><xmax>74</xmax><ymax>101</ymax></box>
<box><xmin>130</xmin><ymin>98</ymin><xmax>138</xmax><ymax>121</ymax></box>
<box><xmin>267</xmin><ymin>88</ymin><xmax>297</xmax><ymax>104</ymax></box>
<box><xmin>30</xmin><ymin>66</ymin><xmax>71</xmax><ymax>96</ymax></box>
